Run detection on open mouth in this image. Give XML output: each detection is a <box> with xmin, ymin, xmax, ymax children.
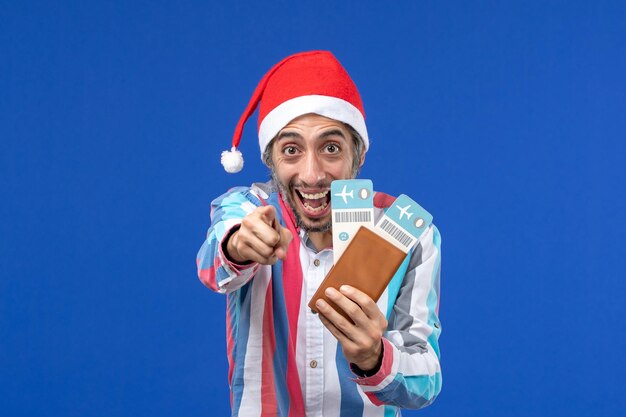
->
<box><xmin>294</xmin><ymin>189</ymin><xmax>331</xmax><ymax>217</ymax></box>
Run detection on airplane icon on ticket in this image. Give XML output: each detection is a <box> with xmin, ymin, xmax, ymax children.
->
<box><xmin>334</xmin><ymin>184</ymin><xmax>354</xmax><ymax>204</ymax></box>
<box><xmin>396</xmin><ymin>204</ymin><xmax>413</xmax><ymax>220</ymax></box>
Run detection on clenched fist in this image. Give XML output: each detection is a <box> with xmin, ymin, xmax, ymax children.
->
<box><xmin>226</xmin><ymin>205</ymin><xmax>293</xmax><ymax>265</ymax></box>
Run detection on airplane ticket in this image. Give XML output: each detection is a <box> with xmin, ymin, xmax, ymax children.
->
<box><xmin>373</xmin><ymin>194</ymin><xmax>433</xmax><ymax>253</ymax></box>
<box><xmin>330</xmin><ymin>179</ymin><xmax>374</xmax><ymax>263</ymax></box>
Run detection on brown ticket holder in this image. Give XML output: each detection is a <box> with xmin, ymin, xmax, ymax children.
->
<box><xmin>308</xmin><ymin>226</ymin><xmax>408</xmax><ymax>321</ymax></box>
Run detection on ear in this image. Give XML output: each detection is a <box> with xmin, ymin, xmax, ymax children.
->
<box><xmin>359</xmin><ymin>149</ymin><xmax>366</xmax><ymax>167</ymax></box>
<box><xmin>262</xmin><ymin>141</ymin><xmax>275</xmax><ymax>168</ymax></box>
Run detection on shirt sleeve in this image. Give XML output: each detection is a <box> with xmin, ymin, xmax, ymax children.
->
<box><xmin>353</xmin><ymin>224</ymin><xmax>442</xmax><ymax>409</ymax></box>
<box><xmin>196</xmin><ymin>187</ymin><xmax>262</xmax><ymax>293</ymax></box>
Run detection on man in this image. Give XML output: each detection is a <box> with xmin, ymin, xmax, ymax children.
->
<box><xmin>197</xmin><ymin>51</ymin><xmax>442</xmax><ymax>417</ymax></box>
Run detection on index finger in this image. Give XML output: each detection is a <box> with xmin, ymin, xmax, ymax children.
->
<box><xmin>257</xmin><ymin>205</ymin><xmax>278</xmax><ymax>227</ymax></box>
<box><xmin>338</xmin><ymin>285</ymin><xmax>383</xmax><ymax>320</ymax></box>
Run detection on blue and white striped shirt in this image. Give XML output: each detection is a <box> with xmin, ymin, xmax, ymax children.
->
<box><xmin>197</xmin><ymin>181</ymin><xmax>442</xmax><ymax>417</ymax></box>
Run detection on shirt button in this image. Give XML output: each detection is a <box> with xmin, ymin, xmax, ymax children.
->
<box><xmin>310</xmin><ymin>360</ymin><xmax>318</xmax><ymax>368</ymax></box>
<box><xmin>313</xmin><ymin>259</ymin><xmax>320</xmax><ymax>267</ymax></box>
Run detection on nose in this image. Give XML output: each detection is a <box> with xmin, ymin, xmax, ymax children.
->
<box><xmin>300</xmin><ymin>153</ymin><xmax>325</xmax><ymax>185</ymax></box>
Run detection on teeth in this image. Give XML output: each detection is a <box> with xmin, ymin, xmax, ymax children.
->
<box><xmin>300</xmin><ymin>190</ymin><xmax>329</xmax><ymax>199</ymax></box>
<box><xmin>303</xmin><ymin>201</ymin><xmax>329</xmax><ymax>213</ymax></box>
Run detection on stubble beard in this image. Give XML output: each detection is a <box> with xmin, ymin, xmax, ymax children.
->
<box><xmin>271</xmin><ymin>171</ymin><xmax>333</xmax><ymax>233</ymax></box>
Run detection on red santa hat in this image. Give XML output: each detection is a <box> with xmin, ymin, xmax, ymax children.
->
<box><xmin>221</xmin><ymin>50</ymin><xmax>369</xmax><ymax>173</ymax></box>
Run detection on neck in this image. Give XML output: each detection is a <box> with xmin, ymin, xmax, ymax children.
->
<box><xmin>308</xmin><ymin>230</ymin><xmax>333</xmax><ymax>251</ymax></box>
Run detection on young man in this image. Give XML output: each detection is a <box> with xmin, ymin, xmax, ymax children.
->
<box><xmin>197</xmin><ymin>51</ymin><xmax>442</xmax><ymax>417</ymax></box>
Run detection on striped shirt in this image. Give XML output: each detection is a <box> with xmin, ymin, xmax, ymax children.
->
<box><xmin>197</xmin><ymin>181</ymin><xmax>442</xmax><ymax>417</ymax></box>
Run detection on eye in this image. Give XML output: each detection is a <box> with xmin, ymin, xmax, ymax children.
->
<box><xmin>282</xmin><ymin>146</ymin><xmax>299</xmax><ymax>156</ymax></box>
<box><xmin>325</xmin><ymin>143</ymin><xmax>340</xmax><ymax>154</ymax></box>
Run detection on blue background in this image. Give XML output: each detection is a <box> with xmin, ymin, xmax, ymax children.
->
<box><xmin>2</xmin><ymin>1</ymin><xmax>625</xmax><ymax>416</ymax></box>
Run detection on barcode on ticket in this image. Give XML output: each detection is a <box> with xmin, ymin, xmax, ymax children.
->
<box><xmin>334</xmin><ymin>210</ymin><xmax>372</xmax><ymax>223</ymax></box>
<box><xmin>379</xmin><ymin>218</ymin><xmax>414</xmax><ymax>249</ymax></box>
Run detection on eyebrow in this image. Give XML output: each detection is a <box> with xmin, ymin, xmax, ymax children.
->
<box><xmin>275</xmin><ymin>131</ymin><xmax>303</xmax><ymax>142</ymax></box>
<box><xmin>319</xmin><ymin>129</ymin><xmax>346</xmax><ymax>140</ymax></box>
<box><xmin>275</xmin><ymin>129</ymin><xmax>347</xmax><ymax>142</ymax></box>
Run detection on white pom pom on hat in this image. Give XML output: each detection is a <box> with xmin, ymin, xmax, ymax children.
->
<box><xmin>221</xmin><ymin>50</ymin><xmax>369</xmax><ymax>173</ymax></box>
<box><xmin>221</xmin><ymin>147</ymin><xmax>244</xmax><ymax>173</ymax></box>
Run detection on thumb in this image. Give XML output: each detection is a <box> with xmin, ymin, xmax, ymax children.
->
<box><xmin>274</xmin><ymin>226</ymin><xmax>293</xmax><ymax>260</ymax></box>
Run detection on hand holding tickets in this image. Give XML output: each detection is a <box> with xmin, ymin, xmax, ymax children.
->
<box><xmin>309</xmin><ymin>181</ymin><xmax>433</xmax><ymax>320</ymax></box>
<box><xmin>309</xmin><ymin>226</ymin><xmax>407</xmax><ymax>321</ymax></box>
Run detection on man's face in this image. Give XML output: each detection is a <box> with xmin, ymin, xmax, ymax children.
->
<box><xmin>270</xmin><ymin>114</ymin><xmax>363</xmax><ymax>233</ymax></box>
